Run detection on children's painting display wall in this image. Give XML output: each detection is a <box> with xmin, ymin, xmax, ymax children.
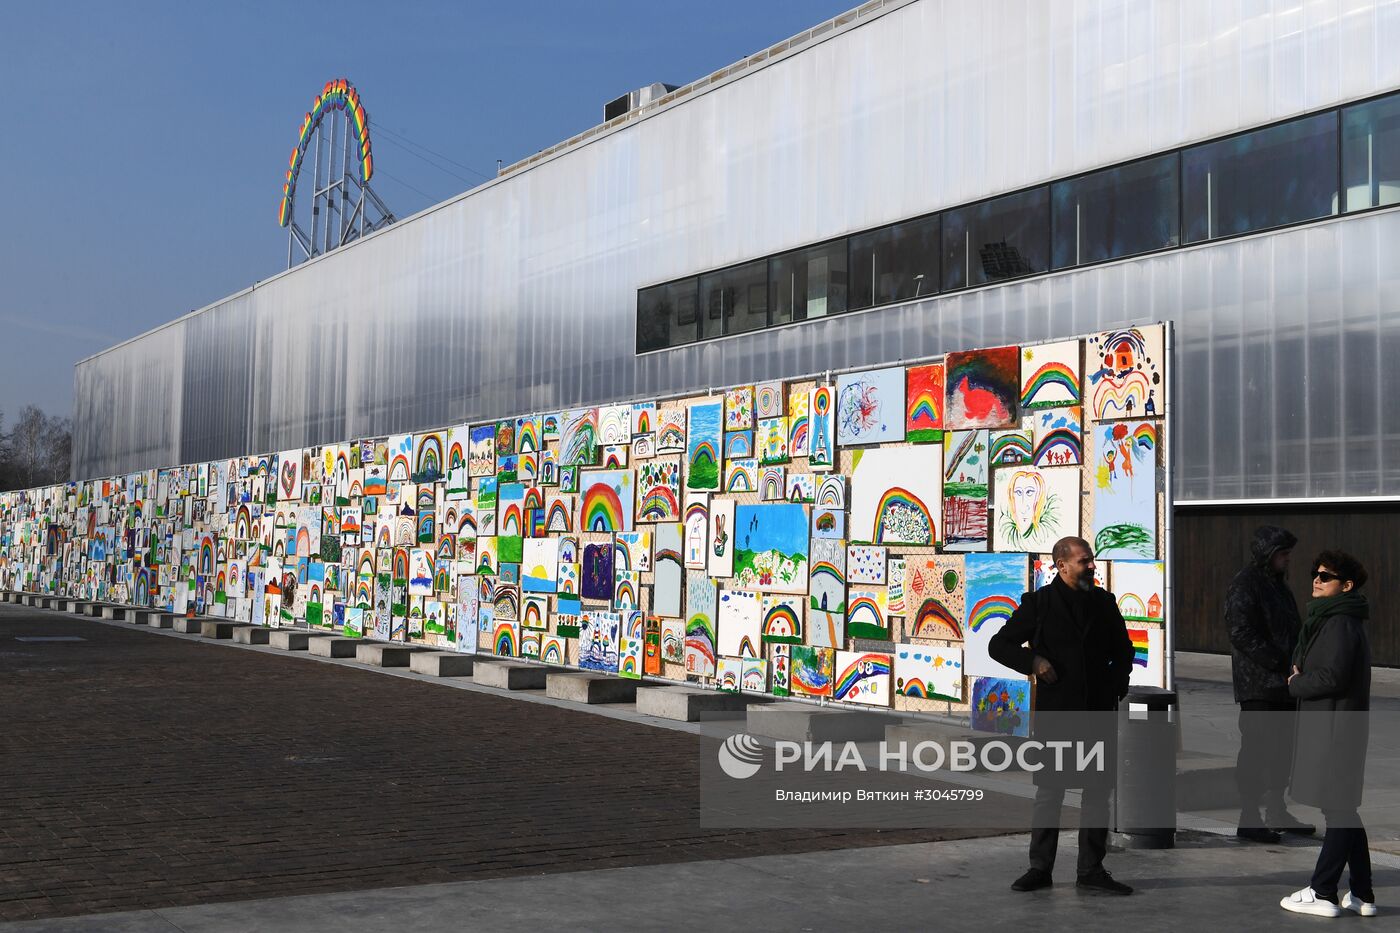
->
<box><xmin>0</xmin><ymin>327</ymin><xmax>1170</xmax><ymax>732</ymax></box>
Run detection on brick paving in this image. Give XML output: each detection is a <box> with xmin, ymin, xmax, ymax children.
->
<box><xmin>0</xmin><ymin>606</ymin><xmax>997</xmax><ymax>922</ymax></box>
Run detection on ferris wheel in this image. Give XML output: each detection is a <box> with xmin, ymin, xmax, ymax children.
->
<box><xmin>279</xmin><ymin>78</ymin><xmax>395</xmax><ymax>268</ymax></box>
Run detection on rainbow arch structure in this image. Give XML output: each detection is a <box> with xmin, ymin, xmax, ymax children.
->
<box><xmin>279</xmin><ymin>78</ymin><xmax>395</xmax><ymax>267</ymax></box>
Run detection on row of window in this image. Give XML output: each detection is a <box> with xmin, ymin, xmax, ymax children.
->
<box><xmin>637</xmin><ymin>92</ymin><xmax>1400</xmax><ymax>353</ymax></box>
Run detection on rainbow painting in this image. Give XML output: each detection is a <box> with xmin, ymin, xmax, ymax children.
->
<box><xmin>1087</xmin><ymin>327</ymin><xmax>1163</xmax><ymax>422</ymax></box>
<box><xmin>846</xmin><ymin>588</ymin><xmax>889</xmax><ymax>640</ymax></box>
<box><xmin>636</xmin><ymin>457</ymin><xmax>681</xmax><ymax>523</ymax></box>
<box><xmin>849</xmin><ymin>446</ymin><xmax>941</xmax><ymax>546</ymax></box>
<box><xmin>896</xmin><ymin>644</ymin><xmax>964</xmax><ymax>701</ymax></box>
<box><xmin>912</xmin><ymin>598</ymin><xmax>963</xmax><ymax>640</ymax></box>
<box><xmin>989</xmin><ymin>430</ymin><xmax>1033</xmax><ymax>467</ymax></box>
<box><xmin>577</xmin><ymin>470</ymin><xmax>634</xmax><ymax>533</ymax></box>
<box><xmin>788</xmin><ymin>387</ymin><xmax>810</xmax><ymax>457</ymax></box>
<box><xmin>808</xmin><ymin>385</ymin><xmax>835</xmax><ymax>470</ymax></box>
<box><xmin>1020</xmin><ymin>340</ymin><xmax>1082</xmax><ymax>409</ymax></box>
<box><xmin>905</xmin><ymin>363</ymin><xmax>945</xmax><ymax>443</ymax></box>
<box><xmin>833</xmin><ymin>650</ymin><xmax>892</xmax><ymax>707</ymax></box>
<box><xmin>492</xmin><ymin>620</ymin><xmax>518</xmax><ymax>658</ymax></box>
<box><xmin>686</xmin><ymin>402</ymin><xmax>722</xmax><ymax>490</ymax></box>
<box><xmin>413</xmin><ymin>432</ymin><xmax>444</xmax><ymax>483</ymax></box>
<box><xmin>1033</xmin><ymin>408</ymin><xmax>1083</xmax><ymax>467</ymax></box>
<box><xmin>760</xmin><ymin>595</ymin><xmax>804</xmax><ymax>645</ymax></box>
<box><xmin>964</xmin><ymin>552</ymin><xmax>1028</xmax><ymax>679</ymax></box>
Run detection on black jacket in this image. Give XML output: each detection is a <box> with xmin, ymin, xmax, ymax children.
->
<box><xmin>1224</xmin><ymin>525</ymin><xmax>1300</xmax><ymax>703</ymax></box>
<box><xmin>988</xmin><ymin>577</ymin><xmax>1134</xmax><ymax>788</ymax></box>
<box><xmin>1289</xmin><ymin>613</ymin><xmax>1371</xmax><ymax>810</ymax></box>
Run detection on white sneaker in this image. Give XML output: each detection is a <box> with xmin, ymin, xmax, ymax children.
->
<box><xmin>1343</xmin><ymin>891</ymin><xmax>1378</xmax><ymax>917</ymax></box>
<box><xmin>1280</xmin><ymin>887</ymin><xmax>1343</xmax><ymax>918</ymax></box>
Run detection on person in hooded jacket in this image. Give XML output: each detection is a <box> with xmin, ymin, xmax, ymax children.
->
<box><xmin>1224</xmin><ymin>524</ymin><xmax>1314</xmax><ymax>841</ymax></box>
<box><xmin>1279</xmin><ymin>550</ymin><xmax>1376</xmax><ymax>919</ymax></box>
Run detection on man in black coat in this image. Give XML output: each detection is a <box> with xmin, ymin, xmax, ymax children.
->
<box><xmin>989</xmin><ymin>536</ymin><xmax>1135</xmax><ymax>896</ymax></box>
<box><xmin>1224</xmin><ymin>524</ymin><xmax>1313</xmax><ymax>841</ymax></box>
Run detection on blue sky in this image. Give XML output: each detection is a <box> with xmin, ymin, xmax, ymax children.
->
<box><xmin>0</xmin><ymin>0</ymin><xmax>853</xmax><ymax>422</ymax></box>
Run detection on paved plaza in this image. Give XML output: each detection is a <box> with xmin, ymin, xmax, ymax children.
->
<box><xmin>2</xmin><ymin>603</ymin><xmax>1397</xmax><ymax>930</ymax></box>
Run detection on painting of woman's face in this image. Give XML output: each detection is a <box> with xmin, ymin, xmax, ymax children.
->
<box><xmin>1010</xmin><ymin>472</ymin><xmax>1045</xmax><ymax>534</ymax></box>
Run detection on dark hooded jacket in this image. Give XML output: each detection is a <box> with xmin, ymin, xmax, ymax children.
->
<box><xmin>1224</xmin><ymin>525</ymin><xmax>1300</xmax><ymax>703</ymax></box>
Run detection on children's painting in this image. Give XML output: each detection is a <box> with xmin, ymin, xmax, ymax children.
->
<box><xmin>970</xmin><ymin>675</ymin><xmax>1031</xmax><ymax>737</ymax></box>
<box><xmin>686</xmin><ymin>402</ymin><xmax>722</xmax><ymax>490</ymax></box>
<box><xmin>1091</xmin><ymin>421</ymin><xmax>1158</xmax><ymax>559</ymax></box>
<box><xmin>1112</xmin><ymin>559</ymin><xmax>1165</xmax><ymax>623</ymax></box>
<box><xmin>636</xmin><ymin>457</ymin><xmax>681</xmax><ymax>523</ymax></box>
<box><xmin>808</xmin><ymin>385</ymin><xmax>835</xmax><ymax>469</ymax></box>
<box><xmin>1020</xmin><ymin>339</ymin><xmax>1082</xmax><ymax>410</ymax></box>
<box><xmin>683</xmin><ymin>493</ymin><xmax>708</xmax><ymax>569</ymax></box>
<box><xmin>1086</xmin><ymin>327</ymin><xmax>1164</xmax><ymax>421</ymax></box>
<box><xmin>579</xmin><ymin>610</ymin><xmax>620</xmax><ymax>673</ymax></box>
<box><xmin>833</xmin><ymin>650</ymin><xmax>892</xmax><ymax>707</ymax></box>
<box><xmin>1128</xmin><ymin>626</ymin><xmax>1166</xmax><ymax>688</ymax></box>
<box><xmin>905</xmin><ymin>554</ymin><xmax>965</xmax><ymax>641</ymax></box>
<box><xmin>964</xmin><ymin>552</ymin><xmax>1028</xmax><ymax>679</ymax></box>
<box><xmin>835</xmin><ymin>367</ymin><xmax>905</xmax><ymax>445</ymax></box>
<box><xmin>790</xmin><ymin>646</ymin><xmax>835</xmax><ymax>698</ymax></box>
<box><xmin>942</xmin><ymin>430</ymin><xmax>989</xmax><ymax>551</ymax></box>
<box><xmin>707</xmin><ymin>497</ymin><xmax>735</xmax><ymax>578</ymax></box>
<box><xmin>848</xmin><ymin>446</ymin><xmax>941</xmax><ymax>546</ymax></box>
<box><xmin>732</xmin><ymin>503</ymin><xmax>809</xmax><ymax>594</ymax></box>
<box><xmin>685</xmin><ymin>571</ymin><xmax>717</xmax><ymax>676</ymax></box>
<box><xmin>905</xmin><ymin>363</ymin><xmax>944</xmax><ymax>443</ymax></box>
<box><xmin>1032</xmin><ymin>408</ymin><xmax>1083</xmax><ymax>467</ymax></box>
<box><xmin>808</xmin><ymin>538</ymin><xmax>846</xmax><ymax>649</ymax></box>
<box><xmin>945</xmin><ymin>346</ymin><xmax>1019</xmax><ymax>430</ymax></box>
<box><xmin>895</xmin><ymin>644</ymin><xmax>963</xmax><ymax>701</ymax></box>
<box><xmin>717</xmin><ymin>589</ymin><xmax>761</xmax><ymax>658</ymax></box>
<box><xmin>577</xmin><ymin>470</ymin><xmax>635</xmax><ymax>533</ymax></box>
<box><xmin>993</xmin><ymin>466</ymin><xmax>1080</xmax><ymax>553</ymax></box>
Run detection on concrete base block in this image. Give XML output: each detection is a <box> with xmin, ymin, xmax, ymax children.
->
<box><xmin>748</xmin><ymin>702</ymin><xmax>899</xmax><ymax>743</ymax></box>
<box><xmin>144</xmin><ymin>612</ymin><xmax>175</xmax><ymax>629</ymax></box>
<box><xmin>232</xmin><ymin>626</ymin><xmax>272</xmax><ymax>645</ymax></box>
<box><xmin>546</xmin><ymin>671</ymin><xmax>642</xmax><ymax>704</ymax></box>
<box><xmin>270</xmin><ymin>630</ymin><xmax>312</xmax><ymax>650</ymax></box>
<box><xmin>172</xmin><ymin>617</ymin><xmax>203</xmax><ymax>634</ymax></box>
<box><xmin>200</xmin><ymin>620</ymin><xmax>244</xmax><ymax>639</ymax></box>
<box><xmin>24</xmin><ymin>595</ymin><xmax>41</xmax><ymax>607</ymax></box>
<box><xmin>100</xmin><ymin>605</ymin><xmax>128</xmax><ymax>620</ymax></box>
<box><xmin>409</xmin><ymin>651</ymin><xmax>476</xmax><ymax>676</ymax></box>
<box><xmin>355</xmin><ymin>642</ymin><xmax>422</xmax><ymax>667</ymax></box>
<box><xmin>307</xmin><ymin>635</ymin><xmax>360</xmax><ymax>658</ymax></box>
<box><xmin>39</xmin><ymin>597</ymin><xmax>58</xmax><ymax>609</ymax></box>
<box><xmin>472</xmin><ymin>660</ymin><xmax>549</xmax><ymax>690</ymax></box>
<box><xmin>635</xmin><ymin>685</ymin><xmax>749</xmax><ymax>722</ymax></box>
<box><xmin>84</xmin><ymin>603</ymin><xmax>107</xmax><ymax>617</ymax></box>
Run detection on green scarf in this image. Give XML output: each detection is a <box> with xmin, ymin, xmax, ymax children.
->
<box><xmin>1294</xmin><ymin>591</ymin><xmax>1369</xmax><ymax>667</ymax></box>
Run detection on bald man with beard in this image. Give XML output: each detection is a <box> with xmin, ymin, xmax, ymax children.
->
<box><xmin>990</xmin><ymin>536</ymin><xmax>1136</xmax><ymax>896</ymax></box>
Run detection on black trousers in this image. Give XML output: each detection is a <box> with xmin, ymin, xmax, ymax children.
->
<box><xmin>1236</xmin><ymin>699</ymin><xmax>1295</xmax><ymax>817</ymax></box>
<box><xmin>1310</xmin><ymin>809</ymin><xmax>1373</xmax><ymax>902</ymax></box>
<box><xmin>1029</xmin><ymin>784</ymin><xmax>1110</xmax><ymax>875</ymax></box>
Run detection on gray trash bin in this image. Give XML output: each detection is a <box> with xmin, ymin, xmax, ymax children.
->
<box><xmin>1115</xmin><ymin>685</ymin><xmax>1177</xmax><ymax>849</ymax></box>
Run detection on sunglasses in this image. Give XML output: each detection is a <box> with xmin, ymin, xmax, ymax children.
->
<box><xmin>1313</xmin><ymin>570</ymin><xmax>1342</xmax><ymax>583</ymax></box>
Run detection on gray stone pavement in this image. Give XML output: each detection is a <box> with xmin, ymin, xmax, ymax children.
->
<box><xmin>6</xmin><ymin>604</ymin><xmax>1399</xmax><ymax>929</ymax></box>
<box><xmin>1</xmin><ymin>831</ymin><xmax>1395</xmax><ymax>932</ymax></box>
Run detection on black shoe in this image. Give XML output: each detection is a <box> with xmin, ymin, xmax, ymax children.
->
<box><xmin>1077</xmin><ymin>869</ymin><xmax>1133</xmax><ymax>896</ymax></box>
<box><xmin>1268</xmin><ymin>812</ymin><xmax>1316</xmax><ymax>836</ymax></box>
<box><xmin>1236</xmin><ymin>826</ymin><xmax>1283</xmax><ymax>844</ymax></box>
<box><xmin>1012</xmin><ymin>868</ymin><xmax>1054</xmax><ymax>892</ymax></box>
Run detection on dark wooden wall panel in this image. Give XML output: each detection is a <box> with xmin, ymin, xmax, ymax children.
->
<box><xmin>1173</xmin><ymin>504</ymin><xmax>1399</xmax><ymax>668</ymax></box>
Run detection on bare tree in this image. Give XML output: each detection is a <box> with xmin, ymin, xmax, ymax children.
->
<box><xmin>1</xmin><ymin>406</ymin><xmax>72</xmax><ymax>490</ymax></box>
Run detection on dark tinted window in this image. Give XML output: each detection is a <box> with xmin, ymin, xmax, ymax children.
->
<box><xmin>699</xmin><ymin>259</ymin><xmax>768</xmax><ymax>337</ymax></box>
<box><xmin>1052</xmin><ymin>154</ymin><xmax>1179</xmax><ymax>269</ymax></box>
<box><xmin>849</xmin><ymin>215</ymin><xmax>940</xmax><ymax>310</ymax></box>
<box><xmin>636</xmin><ymin>279</ymin><xmax>698</xmax><ymax>352</ymax></box>
<box><xmin>771</xmin><ymin>239</ymin><xmax>849</xmax><ymax>324</ymax></box>
<box><xmin>1343</xmin><ymin>94</ymin><xmax>1400</xmax><ymax>212</ymax></box>
<box><xmin>942</xmin><ymin>187</ymin><xmax>1049</xmax><ymax>290</ymax></box>
<box><xmin>1182</xmin><ymin>112</ymin><xmax>1339</xmax><ymax>243</ymax></box>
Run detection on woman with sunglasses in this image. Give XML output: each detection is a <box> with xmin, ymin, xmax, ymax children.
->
<box><xmin>1279</xmin><ymin>551</ymin><xmax>1376</xmax><ymax>918</ymax></box>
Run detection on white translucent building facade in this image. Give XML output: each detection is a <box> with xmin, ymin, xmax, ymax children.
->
<box><xmin>74</xmin><ymin>0</ymin><xmax>1400</xmax><ymax>506</ymax></box>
